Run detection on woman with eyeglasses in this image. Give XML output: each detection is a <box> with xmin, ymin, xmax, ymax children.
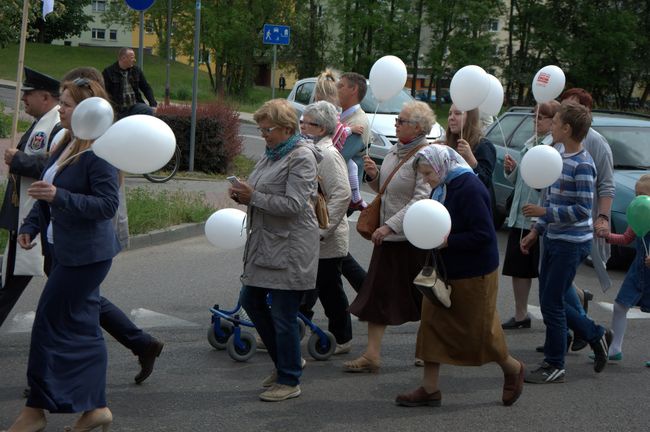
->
<box><xmin>229</xmin><ymin>99</ymin><xmax>321</xmax><ymax>402</ymax></box>
<box><xmin>343</xmin><ymin>101</ymin><xmax>432</xmax><ymax>373</ymax></box>
<box><xmin>4</xmin><ymin>79</ymin><xmax>120</xmax><ymax>432</ymax></box>
<box><xmin>501</xmin><ymin>100</ymin><xmax>561</xmax><ymax>331</ymax></box>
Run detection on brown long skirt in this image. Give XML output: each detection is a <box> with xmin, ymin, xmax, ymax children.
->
<box><xmin>416</xmin><ymin>270</ymin><xmax>509</xmax><ymax>366</ymax></box>
<box><xmin>349</xmin><ymin>241</ymin><xmax>428</xmax><ymax>325</ymax></box>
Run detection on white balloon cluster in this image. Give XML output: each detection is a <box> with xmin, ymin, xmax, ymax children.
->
<box><xmin>71</xmin><ymin>99</ymin><xmax>177</xmax><ymax>174</ymax></box>
<box><xmin>449</xmin><ymin>65</ymin><xmax>504</xmax><ymax>115</ymax></box>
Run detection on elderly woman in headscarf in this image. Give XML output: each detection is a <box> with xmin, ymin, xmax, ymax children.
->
<box><xmin>395</xmin><ymin>144</ymin><xmax>524</xmax><ymax>408</ymax></box>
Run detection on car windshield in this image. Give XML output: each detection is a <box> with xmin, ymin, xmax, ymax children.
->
<box><xmin>361</xmin><ymin>88</ymin><xmax>413</xmax><ymax>114</ymax></box>
<box><xmin>594</xmin><ymin>126</ymin><xmax>650</xmax><ymax>168</ymax></box>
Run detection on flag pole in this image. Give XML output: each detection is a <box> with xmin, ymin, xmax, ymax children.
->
<box><xmin>11</xmin><ymin>0</ymin><xmax>30</xmax><ymax>148</ymax></box>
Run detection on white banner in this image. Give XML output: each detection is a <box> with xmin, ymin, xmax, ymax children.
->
<box><xmin>43</xmin><ymin>0</ymin><xmax>54</xmax><ymax>19</ymax></box>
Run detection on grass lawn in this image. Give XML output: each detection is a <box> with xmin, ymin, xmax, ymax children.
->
<box><xmin>0</xmin><ymin>43</ymin><xmax>216</xmax><ymax>102</ymax></box>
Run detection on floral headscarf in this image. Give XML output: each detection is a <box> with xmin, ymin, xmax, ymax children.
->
<box><xmin>413</xmin><ymin>144</ymin><xmax>475</xmax><ymax>202</ymax></box>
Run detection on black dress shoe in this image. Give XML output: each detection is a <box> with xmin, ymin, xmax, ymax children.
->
<box><xmin>502</xmin><ymin>316</ymin><xmax>531</xmax><ymax>330</ymax></box>
<box><xmin>581</xmin><ymin>289</ymin><xmax>594</xmax><ymax>313</ymax></box>
<box><xmin>134</xmin><ymin>338</ymin><xmax>164</xmax><ymax>384</ymax></box>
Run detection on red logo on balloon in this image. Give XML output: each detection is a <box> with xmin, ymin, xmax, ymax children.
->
<box><xmin>537</xmin><ymin>72</ymin><xmax>551</xmax><ymax>86</ymax></box>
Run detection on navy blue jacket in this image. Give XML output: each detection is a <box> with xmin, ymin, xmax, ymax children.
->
<box><xmin>19</xmin><ymin>144</ymin><xmax>121</xmax><ymax>267</ymax></box>
<box><xmin>437</xmin><ymin>172</ymin><xmax>499</xmax><ymax>280</ymax></box>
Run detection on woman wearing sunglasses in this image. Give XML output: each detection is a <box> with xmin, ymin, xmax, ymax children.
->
<box><xmin>4</xmin><ymin>78</ymin><xmax>120</xmax><ymax>432</ymax></box>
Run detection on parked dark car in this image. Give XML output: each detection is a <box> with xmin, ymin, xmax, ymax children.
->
<box><xmin>414</xmin><ymin>89</ymin><xmax>450</xmax><ymax>104</ymax></box>
<box><xmin>485</xmin><ymin>107</ymin><xmax>650</xmax><ymax>268</ymax></box>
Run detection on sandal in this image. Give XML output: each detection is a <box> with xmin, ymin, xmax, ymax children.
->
<box><xmin>342</xmin><ymin>355</ymin><xmax>380</xmax><ymax>373</ymax></box>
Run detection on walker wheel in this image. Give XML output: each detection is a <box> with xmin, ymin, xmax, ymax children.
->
<box><xmin>307</xmin><ymin>331</ymin><xmax>336</xmax><ymax>361</ymax></box>
<box><xmin>226</xmin><ymin>331</ymin><xmax>257</xmax><ymax>362</ymax></box>
<box><xmin>207</xmin><ymin>321</ymin><xmax>233</xmax><ymax>350</ymax></box>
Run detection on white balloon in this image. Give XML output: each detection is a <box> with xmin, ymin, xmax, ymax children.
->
<box><xmin>92</xmin><ymin>115</ymin><xmax>176</xmax><ymax>174</ymax></box>
<box><xmin>204</xmin><ymin>208</ymin><xmax>247</xmax><ymax>249</ymax></box>
<box><xmin>450</xmin><ymin>65</ymin><xmax>490</xmax><ymax>111</ymax></box>
<box><xmin>369</xmin><ymin>55</ymin><xmax>408</xmax><ymax>103</ymax></box>
<box><xmin>531</xmin><ymin>65</ymin><xmax>565</xmax><ymax>103</ymax></box>
<box><xmin>478</xmin><ymin>74</ymin><xmax>504</xmax><ymax>117</ymax></box>
<box><xmin>403</xmin><ymin>199</ymin><xmax>452</xmax><ymax>250</ymax></box>
<box><xmin>71</xmin><ymin>97</ymin><xmax>114</xmax><ymax>140</ymax></box>
<box><xmin>520</xmin><ymin>144</ymin><xmax>563</xmax><ymax>189</ymax></box>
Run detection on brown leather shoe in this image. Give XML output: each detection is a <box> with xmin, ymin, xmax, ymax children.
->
<box><xmin>134</xmin><ymin>338</ymin><xmax>164</xmax><ymax>384</ymax></box>
<box><xmin>395</xmin><ymin>387</ymin><xmax>442</xmax><ymax>407</ymax></box>
<box><xmin>502</xmin><ymin>360</ymin><xmax>525</xmax><ymax>406</ymax></box>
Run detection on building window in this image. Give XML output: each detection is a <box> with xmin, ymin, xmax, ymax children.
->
<box><xmin>92</xmin><ymin>0</ymin><xmax>106</xmax><ymax>12</ymax></box>
<box><xmin>488</xmin><ymin>19</ymin><xmax>499</xmax><ymax>32</ymax></box>
<box><xmin>92</xmin><ymin>28</ymin><xmax>106</xmax><ymax>39</ymax></box>
<box><xmin>109</xmin><ymin>30</ymin><xmax>117</xmax><ymax>41</ymax></box>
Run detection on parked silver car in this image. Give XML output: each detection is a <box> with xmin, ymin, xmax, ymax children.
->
<box><xmin>287</xmin><ymin>77</ymin><xmax>444</xmax><ymax>162</ymax></box>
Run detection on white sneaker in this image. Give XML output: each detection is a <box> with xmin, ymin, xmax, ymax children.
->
<box><xmin>334</xmin><ymin>342</ymin><xmax>352</xmax><ymax>355</ymax></box>
<box><xmin>301</xmin><ymin>357</ymin><xmax>307</xmax><ymax>368</ymax></box>
<box><xmin>262</xmin><ymin>370</ymin><xmax>277</xmax><ymax>388</ymax></box>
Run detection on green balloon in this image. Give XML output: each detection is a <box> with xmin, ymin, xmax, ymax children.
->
<box><xmin>627</xmin><ymin>195</ymin><xmax>650</xmax><ymax>237</ymax></box>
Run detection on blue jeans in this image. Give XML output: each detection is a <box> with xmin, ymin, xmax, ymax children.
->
<box><xmin>539</xmin><ymin>237</ymin><xmax>604</xmax><ymax>369</ymax></box>
<box><xmin>240</xmin><ymin>285</ymin><xmax>303</xmax><ymax>386</ymax></box>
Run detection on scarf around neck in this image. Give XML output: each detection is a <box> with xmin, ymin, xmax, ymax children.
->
<box><xmin>265</xmin><ymin>133</ymin><xmax>301</xmax><ymax>161</ymax></box>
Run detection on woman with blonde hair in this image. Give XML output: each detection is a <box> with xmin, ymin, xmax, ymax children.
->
<box><xmin>4</xmin><ymin>78</ymin><xmax>120</xmax><ymax>431</ymax></box>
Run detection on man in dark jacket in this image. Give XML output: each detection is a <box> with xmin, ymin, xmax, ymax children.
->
<box><xmin>102</xmin><ymin>47</ymin><xmax>157</xmax><ymax>119</ymax></box>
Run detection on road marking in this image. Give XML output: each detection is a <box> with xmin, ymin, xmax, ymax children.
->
<box><xmin>240</xmin><ymin>134</ymin><xmax>265</xmax><ymax>141</ymax></box>
<box><xmin>130</xmin><ymin>308</ymin><xmax>200</xmax><ymax>328</ymax></box>
<box><xmin>525</xmin><ymin>302</ymin><xmax>650</xmax><ymax>321</ymax></box>
<box><xmin>1</xmin><ymin>308</ymin><xmax>200</xmax><ymax>334</ymax></box>
<box><xmin>596</xmin><ymin>302</ymin><xmax>650</xmax><ymax>319</ymax></box>
<box><xmin>4</xmin><ymin>311</ymin><xmax>35</xmax><ymax>333</ymax></box>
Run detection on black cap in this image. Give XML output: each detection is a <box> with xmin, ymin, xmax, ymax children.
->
<box><xmin>22</xmin><ymin>67</ymin><xmax>60</xmax><ymax>95</ymax></box>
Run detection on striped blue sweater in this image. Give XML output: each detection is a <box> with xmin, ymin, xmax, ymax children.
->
<box><xmin>534</xmin><ymin>149</ymin><xmax>596</xmax><ymax>243</ymax></box>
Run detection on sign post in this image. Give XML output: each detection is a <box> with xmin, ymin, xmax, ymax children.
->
<box><xmin>262</xmin><ymin>24</ymin><xmax>290</xmax><ymax>99</ymax></box>
<box><xmin>125</xmin><ymin>0</ymin><xmax>156</xmax><ymax>69</ymax></box>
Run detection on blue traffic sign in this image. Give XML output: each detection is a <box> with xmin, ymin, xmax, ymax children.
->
<box><xmin>125</xmin><ymin>0</ymin><xmax>155</xmax><ymax>11</ymax></box>
<box><xmin>263</xmin><ymin>24</ymin><xmax>290</xmax><ymax>45</ymax></box>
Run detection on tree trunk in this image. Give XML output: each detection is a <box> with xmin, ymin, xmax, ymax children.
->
<box><xmin>411</xmin><ymin>0</ymin><xmax>424</xmax><ymax>97</ymax></box>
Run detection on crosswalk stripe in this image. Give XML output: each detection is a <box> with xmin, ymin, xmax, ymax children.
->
<box><xmin>1</xmin><ymin>308</ymin><xmax>200</xmax><ymax>334</ymax></box>
<box><xmin>596</xmin><ymin>302</ymin><xmax>650</xmax><ymax>319</ymax></box>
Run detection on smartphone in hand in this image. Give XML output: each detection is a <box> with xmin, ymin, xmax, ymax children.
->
<box><xmin>226</xmin><ymin>175</ymin><xmax>241</xmax><ymax>186</ymax></box>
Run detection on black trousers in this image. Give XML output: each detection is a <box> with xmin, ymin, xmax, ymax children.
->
<box><xmin>341</xmin><ymin>252</ymin><xmax>366</xmax><ymax>293</ymax></box>
<box><xmin>300</xmin><ymin>257</ymin><xmax>352</xmax><ymax>344</ymax></box>
<box><xmin>0</xmin><ymin>233</ymin><xmax>151</xmax><ymax>356</ymax></box>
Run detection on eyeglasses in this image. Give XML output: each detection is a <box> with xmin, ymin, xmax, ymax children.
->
<box><xmin>395</xmin><ymin>117</ymin><xmax>416</xmax><ymax>126</ymax></box>
<box><xmin>299</xmin><ymin>120</ymin><xmax>320</xmax><ymax>127</ymax></box>
<box><xmin>257</xmin><ymin>126</ymin><xmax>278</xmax><ymax>134</ymax></box>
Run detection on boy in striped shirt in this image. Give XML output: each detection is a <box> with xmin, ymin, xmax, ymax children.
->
<box><xmin>520</xmin><ymin>102</ymin><xmax>611</xmax><ymax>383</ymax></box>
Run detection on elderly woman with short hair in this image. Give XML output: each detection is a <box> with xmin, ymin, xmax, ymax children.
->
<box><xmin>343</xmin><ymin>101</ymin><xmax>433</xmax><ymax>373</ymax></box>
<box><xmin>229</xmin><ymin>99</ymin><xmax>321</xmax><ymax>402</ymax></box>
<box><xmin>300</xmin><ymin>100</ymin><xmax>353</xmax><ymax>354</ymax></box>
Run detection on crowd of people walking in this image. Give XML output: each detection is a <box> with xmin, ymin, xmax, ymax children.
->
<box><xmin>1</xmin><ymin>53</ymin><xmax>649</xmax><ymax>430</ymax></box>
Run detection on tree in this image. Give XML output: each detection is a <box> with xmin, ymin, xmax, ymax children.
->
<box><xmin>0</xmin><ymin>0</ymin><xmax>92</xmax><ymax>45</ymax></box>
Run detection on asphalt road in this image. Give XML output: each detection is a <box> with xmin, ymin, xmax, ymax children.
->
<box><xmin>2</xmin><ymin>123</ymin><xmax>650</xmax><ymax>430</ymax></box>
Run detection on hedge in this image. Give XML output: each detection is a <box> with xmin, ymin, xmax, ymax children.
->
<box><xmin>156</xmin><ymin>102</ymin><xmax>243</xmax><ymax>173</ymax></box>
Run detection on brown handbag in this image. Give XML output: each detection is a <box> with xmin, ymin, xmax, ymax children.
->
<box><xmin>356</xmin><ymin>144</ymin><xmax>425</xmax><ymax>240</ymax></box>
<box><xmin>314</xmin><ymin>176</ymin><xmax>329</xmax><ymax>229</ymax></box>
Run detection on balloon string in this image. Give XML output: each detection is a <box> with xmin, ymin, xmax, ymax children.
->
<box><xmin>497</xmin><ymin>117</ymin><xmax>508</xmax><ymax>156</ymax></box>
<box><xmin>643</xmin><ymin>237</ymin><xmax>649</xmax><ymax>257</ymax></box>
<box><xmin>56</xmin><ymin>148</ymin><xmax>93</xmax><ymax>168</ymax></box>
<box><xmin>460</xmin><ymin>112</ymin><xmax>464</xmax><ymax>142</ymax></box>
<box><xmin>366</xmin><ymin>103</ymin><xmax>380</xmax><ymax>157</ymax></box>
<box><xmin>534</xmin><ymin>105</ymin><xmax>539</xmax><ymax>146</ymax></box>
<box><xmin>519</xmin><ymin>187</ymin><xmax>533</xmax><ymax>243</ymax></box>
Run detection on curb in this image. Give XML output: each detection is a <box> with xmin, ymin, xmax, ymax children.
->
<box><xmin>127</xmin><ymin>222</ymin><xmax>204</xmax><ymax>251</ymax></box>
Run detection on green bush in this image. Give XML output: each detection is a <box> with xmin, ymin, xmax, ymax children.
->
<box><xmin>156</xmin><ymin>102</ymin><xmax>243</xmax><ymax>174</ymax></box>
<box><xmin>173</xmin><ymin>88</ymin><xmax>191</xmax><ymax>101</ymax></box>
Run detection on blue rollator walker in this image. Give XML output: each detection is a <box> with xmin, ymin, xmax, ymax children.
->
<box><xmin>207</xmin><ymin>292</ymin><xmax>337</xmax><ymax>362</ymax></box>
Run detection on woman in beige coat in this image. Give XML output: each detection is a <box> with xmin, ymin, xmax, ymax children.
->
<box><xmin>229</xmin><ymin>99</ymin><xmax>321</xmax><ymax>402</ymax></box>
<box><xmin>300</xmin><ymin>101</ymin><xmax>353</xmax><ymax>354</ymax></box>
<box><xmin>343</xmin><ymin>101</ymin><xmax>433</xmax><ymax>373</ymax></box>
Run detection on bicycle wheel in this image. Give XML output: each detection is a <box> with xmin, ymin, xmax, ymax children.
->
<box><xmin>143</xmin><ymin>146</ymin><xmax>181</xmax><ymax>183</ymax></box>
